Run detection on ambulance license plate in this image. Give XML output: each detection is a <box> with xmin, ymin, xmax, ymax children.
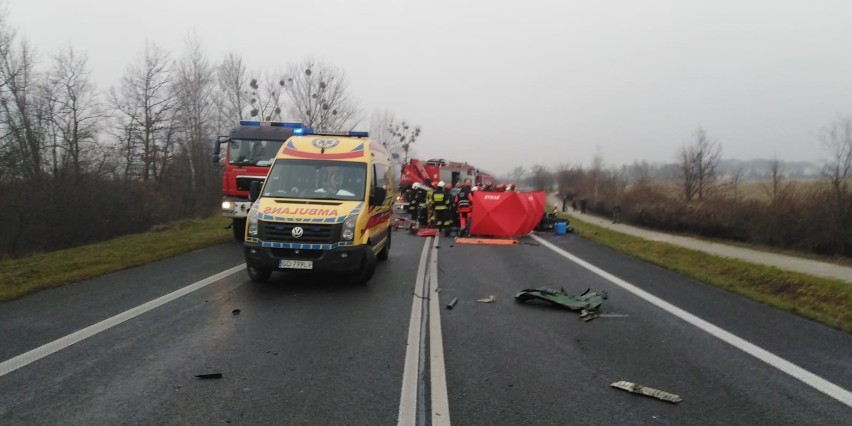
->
<box><xmin>279</xmin><ymin>260</ymin><xmax>313</xmax><ymax>269</ymax></box>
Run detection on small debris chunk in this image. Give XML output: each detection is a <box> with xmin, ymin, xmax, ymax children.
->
<box><xmin>232</xmin><ymin>309</ymin><xmax>241</xmax><ymax>315</ymax></box>
<box><xmin>195</xmin><ymin>373</ymin><xmax>223</xmax><ymax>380</ymax></box>
<box><xmin>476</xmin><ymin>295</ymin><xmax>496</xmax><ymax>303</ymax></box>
<box><xmin>610</xmin><ymin>380</ymin><xmax>682</xmax><ymax>403</ymax></box>
<box><xmin>446</xmin><ymin>297</ymin><xmax>458</xmax><ymax>310</ymax></box>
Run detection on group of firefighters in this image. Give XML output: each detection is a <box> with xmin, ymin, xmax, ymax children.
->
<box><xmin>401</xmin><ymin>179</ymin><xmax>516</xmax><ymax>237</ymax></box>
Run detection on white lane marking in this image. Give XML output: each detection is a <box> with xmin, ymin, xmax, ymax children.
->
<box><xmin>429</xmin><ymin>236</ymin><xmax>451</xmax><ymax>425</ymax></box>
<box><xmin>530</xmin><ymin>234</ymin><xmax>852</xmax><ymax>408</ymax></box>
<box><xmin>397</xmin><ymin>239</ymin><xmax>431</xmax><ymax>426</ymax></box>
<box><xmin>0</xmin><ymin>265</ymin><xmax>245</xmax><ymax>378</ymax></box>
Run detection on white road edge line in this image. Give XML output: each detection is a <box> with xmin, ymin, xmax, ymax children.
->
<box><xmin>397</xmin><ymin>238</ymin><xmax>431</xmax><ymax>426</ymax></box>
<box><xmin>429</xmin><ymin>236</ymin><xmax>451</xmax><ymax>425</ymax></box>
<box><xmin>0</xmin><ymin>264</ymin><xmax>246</xmax><ymax>378</ymax></box>
<box><xmin>530</xmin><ymin>234</ymin><xmax>852</xmax><ymax>408</ymax></box>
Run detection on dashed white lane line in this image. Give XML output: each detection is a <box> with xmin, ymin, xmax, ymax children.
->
<box><xmin>0</xmin><ymin>265</ymin><xmax>245</xmax><ymax>378</ymax></box>
<box><xmin>397</xmin><ymin>239</ymin><xmax>431</xmax><ymax>426</ymax></box>
<box><xmin>429</xmin><ymin>236</ymin><xmax>450</xmax><ymax>425</ymax></box>
<box><xmin>530</xmin><ymin>234</ymin><xmax>852</xmax><ymax>408</ymax></box>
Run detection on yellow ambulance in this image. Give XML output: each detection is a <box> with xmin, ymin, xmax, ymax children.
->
<box><xmin>243</xmin><ymin>128</ymin><xmax>395</xmax><ymax>284</ymax></box>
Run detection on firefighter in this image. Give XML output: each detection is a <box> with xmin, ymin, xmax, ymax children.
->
<box><xmin>455</xmin><ymin>179</ymin><xmax>474</xmax><ymax>237</ymax></box>
<box><xmin>431</xmin><ymin>181</ymin><xmax>452</xmax><ymax>234</ymax></box>
<box><xmin>482</xmin><ymin>180</ymin><xmax>495</xmax><ymax>192</ymax></box>
<box><xmin>415</xmin><ymin>180</ymin><xmax>430</xmax><ymax>226</ymax></box>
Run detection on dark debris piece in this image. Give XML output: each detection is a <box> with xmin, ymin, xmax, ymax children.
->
<box><xmin>515</xmin><ymin>288</ymin><xmax>607</xmax><ymax>311</ymax></box>
<box><xmin>232</xmin><ymin>309</ymin><xmax>241</xmax><ymax>315</ymax></box>
<box><xmin>195</xmin><ymin>373</ymin><xmax>223</xmax><ymax>379</ymax></box>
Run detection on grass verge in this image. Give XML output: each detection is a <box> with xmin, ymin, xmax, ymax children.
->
<box><xmin>0</xmin><ymin>216</ymin><xmax>233</xmax><ymax>302</ymax></box>
<box><xmin>562</xmin><ymin>214</ymin><xmax>852</xmax><ymax>333</ymax></box>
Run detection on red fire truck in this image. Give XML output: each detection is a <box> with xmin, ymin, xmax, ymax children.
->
<box><xmin>212</xmin><ymin>121</ymin><xmax>305</xmax><ymax>240</ymax></box>
<box><xmin>399</xmin><ymin>158</ymin><xmax>493</xmax><ymax>191</ymax></box>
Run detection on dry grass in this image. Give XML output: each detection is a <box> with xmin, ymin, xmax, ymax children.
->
<box><xmin>0</xmin><ymin>216</ymin><xmax>232</xmax><ymax>302</ymax></box>
<box><xmin>560</xmin><ymin>212</ymin><xmax>852</xmax><ymax>333</ymax></box>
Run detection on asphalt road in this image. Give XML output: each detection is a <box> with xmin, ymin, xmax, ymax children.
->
<box><xmin>0</xmin><ymin>230</ymin><xmax>850</xmax><ymax>425</ymax></box>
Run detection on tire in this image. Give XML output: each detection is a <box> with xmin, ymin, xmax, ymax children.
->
<box><xmin>232</xmin><ymin>218</ymin><xmax>246</xmax><ymax>241</ymax></box>
<box><xmin>247</xmin><ymin>265</ymin><xmax>271</xmax><ymax>283</ymax></box>
<box><xmin>377</xmin><ymin>231</ymin><xmax>391</xmax><ymax>261</ymax></box>
<box><xmin>354</xmin><ymin>247</ymin><xmax>377</xmax><ymax>284</ymax></box>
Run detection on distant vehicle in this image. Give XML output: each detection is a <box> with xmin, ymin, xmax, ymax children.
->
<box><xmin>243</xmin><ymin>128</ymin><xmax>395</xmax><ymax>284</ymax></box>
<box><xmin>212</xmin><ymin>121</ymin><xmax>304</xmax><ymax>240</ymax></box>
<box><xmin>397</xmin><ymin>158</ymin><xmax>493</xmax><ymax>204</ymax></box>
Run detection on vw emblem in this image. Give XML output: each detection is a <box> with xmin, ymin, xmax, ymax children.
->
<box><xmin>312</xmin><ymin>138</ymin><xmax>339</xmax><ymax>150</ymax></box>
<box><xmin>291</xmin><ymin>227</ymin><xmax>304</xmax><ymax>238</ymax></box>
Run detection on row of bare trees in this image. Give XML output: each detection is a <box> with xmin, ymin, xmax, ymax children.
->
<box><xmin>0</xmin><ymin>10</ymin><xmax>403</xmax><ymax>259</ymax></box>
<box><xmin>524</xmin><ymin>120</ymin><xmax>852</xmax><ymax>257</ymax></box>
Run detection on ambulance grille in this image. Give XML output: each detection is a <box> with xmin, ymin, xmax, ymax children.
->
<box><xmin>259</xmin><ymin>222</ymin><xmax>339</xmax><ymax>244</ymax></box>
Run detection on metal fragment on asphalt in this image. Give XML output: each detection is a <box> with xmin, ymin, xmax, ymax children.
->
<box><xmin>476</xmin><ymin>295</ymin><xmax>496</xmax><ymax>303</ymax></box>
<box><xmin>195</xmin><ymin>373</ymin><xmax>223</xmax><ymax>379</ymax></box>
<box><xmin>446</xmin><ymin>297</ymin><xmax>458</xmax><ymax>309</ymax></box>
<box><xmin>610</xmin><ymin>380</ymin><xmax>682</xmax><ymax>403</ymax></box>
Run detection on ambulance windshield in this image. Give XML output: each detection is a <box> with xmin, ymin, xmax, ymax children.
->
<box><xmin>262</xmin><ymin>159</ymin><xmax>367</xmax><ymax>201</ymax></box>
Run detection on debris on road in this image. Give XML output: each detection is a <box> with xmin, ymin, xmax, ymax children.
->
<box><xmin>232</xmin><ymin>309</ymin><xmax>241</xmax><ymax>315</ymax></box>
<box><xmin>476</xmin><ymin>295</ymin><xmax>496</xmax><ymax>303</ymax></box>
<box><xmin>610</xmin><ymin>380</ymin><xmax>682</xmax><ymax>403</ymax></box>
<box><xmin>446</xmin><ymin>297</ymin><xmax>459</xmax><ymax>310</ymax></box>
<box><xmin>195</xmin><ymin>372</ymin><xmax>223</xmax><ymax>379</ymax></box>
<box><xmin>515</xmin><ymin>288</ymin><xmax>607</xmax><ymax>312</ymax></box>
<box><xmin>455</xmin><ymin>237</ymin><xmax>518</xmax><ymax>245</ymax></box>
<box><xmin>579</xmin><ymin>309</ymin><xmax>599</xmax><ymax>322</ymax></box>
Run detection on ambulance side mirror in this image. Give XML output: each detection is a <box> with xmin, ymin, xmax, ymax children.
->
<box><xmin>370</xmin><ymin>187</ymin><xmax>387</xmax><ymax>206</ymax></box>
<box><xmin>249</xmin><ymin>180</ymin><xmax>261</xmax><ymax>202</ymax></box>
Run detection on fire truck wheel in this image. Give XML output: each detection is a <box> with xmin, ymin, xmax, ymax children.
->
<box><xmin>247</xmin><ymin>265</ymin><xmax>271</xmax><ymax>283</ymax></box>
<box><xmin>232</xmin><ymin>218</ymin><xmax>246</xmax><ymax>241</ymax></box>
<box><xmin>377</xmin><ymin>231</ymin><xmax>391</xmax><ymax>261</ymax></box>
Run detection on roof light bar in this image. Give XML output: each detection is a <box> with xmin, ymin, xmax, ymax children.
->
<box><xmin>292</xmin><ymin>129</ymin><xmax>369</xmax><ymax>138</ymax></box>
<box><xmin>239</xmin><ymin>120</ymin><xmax>305</xmax><ymax>129</ymax></box>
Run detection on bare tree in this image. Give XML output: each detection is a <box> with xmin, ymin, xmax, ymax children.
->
<box><xmin>529</xmin><ymin>164</ymin><xmax>553</xmax><ymax>191</ymax></box>
<box><xmin>820</xmin><ymin>116</ymin><xmax>852</xmax><ymax>254</ymax></box>
<box><xmin>509</xmin><ymin>166</ymin><xmax>526</xmax><ymax>185</ymax></box>
<box><xmin>246</xmin><ymin>72</ymin><xmax>284</xmax><ymax>122</ymax></box>
<box><xmin>370</xmin><ymin>109</ymin><xmax>404</xmax><ymax>159</ymax></box>
<box><xmin>763</xmin><ymin>156</ymin><xmax>790</xmax><ymax>207</ymax></box>
<box><xmin>281</xmin><ymin>58</ymin><xmax>359</xmax><ymax>130</ymax></box>
<box><xmin>679</xmin><ymin>127</ymin><xmax>721</xmax><ymax>201</ymax></box>
<box><xmin>589</xmin><ymin>148</ymin><xmax>604</xmax><ymax>205</ymax></box>
<box><xmin>173</xmin><ymin>35</ymin><xmax>216</xmax><ymax>195</ymax></box>
<box><xmin>0</xmin><ymin>32</ymin><xmax>47</xmax><ymax>182</ymax></box>
<box><xmin>217</xmin><ymin>53</ymin><xmax>248</xmax><ymax>125</ymax></box>
<box><xmin>46</xmin><ymin>45</ymin><xmax>103</xmax><ymax>180</ymax></box>
<box><xmin>113</xmin><ymin>42</ymin><xmax>176</xmax><ymax>182</ymax></box>
<box><xmin>388</xmin><ymin>119</ymin><xmax>421</xmax><ymax>163</ymax></box>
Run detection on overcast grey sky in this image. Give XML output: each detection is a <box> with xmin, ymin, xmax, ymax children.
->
<box><xmin>7</xmin><ymin>0</ymin><xmax>852</xmax><ymax>175</ymax></box>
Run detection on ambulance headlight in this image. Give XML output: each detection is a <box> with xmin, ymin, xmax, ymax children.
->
<box><xmin>247</xmin><ymin>209</ymin><xmax>259</xmax><ymax>237</ymax></box>
<box><xmin>342</xmin><ymin>214</ymin><xmax>357</xmax><ymax>241</ymax></box>
<box><xmin>222</xmin><ymin>201</ymin><xmax>233</xmax><ymax>210</ymax></box>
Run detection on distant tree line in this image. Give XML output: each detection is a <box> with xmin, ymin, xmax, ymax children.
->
<box><xmin>0</xmin><ymin>11</ymin><xmax>416</xmax><ymax>259</ymax></box>
<box><xmin>522</xmin><ymin>121</ymin><xmax>852</xmax><ymax>258</ymax></box>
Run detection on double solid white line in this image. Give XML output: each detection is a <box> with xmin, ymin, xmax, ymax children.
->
<box><xmin>397</xmin><ymin>236</ymin><xmax>451</xmax><ymax>426</ymax></box>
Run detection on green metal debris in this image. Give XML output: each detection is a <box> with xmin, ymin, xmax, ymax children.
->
<box><xmin>514</xmin><ymin>288</ymin><xmax>608</xmax><ymax>311</ymax></box>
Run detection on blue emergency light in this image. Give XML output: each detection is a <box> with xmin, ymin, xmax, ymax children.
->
<box><xmin>238</xmin><ymin>120</ymin><xmax>305</xmax><ymax>129</ymax></box>
<box><xmin>292</xmin><ymin>129</ymin><xmax>369</xmax><ymax>138</ymax></box>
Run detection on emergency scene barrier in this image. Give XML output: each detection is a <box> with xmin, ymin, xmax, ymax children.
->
<box><xmin>469</xmin><ymin>191</ymin><xmax>545</xmax><ymax>238</ymax></box>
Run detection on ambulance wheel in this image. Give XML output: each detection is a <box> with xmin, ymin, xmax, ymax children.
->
<box><xmin>354</xmin><ymin>247</ymin><xmax>377</xmax><ymax>284</ymax></box>
<box><xmin>247</xmin><ymin>265</ymin><xmax>271</xmax><ymax>283</ymax></box>
<box><xmin>232</xmin><ymin>218</ymin><xmax>246</xmax><ymax>241</ymax></box>
<box><xmin>377</xmin><ymin>231</ymin><xmax>391</xmax><ymax>261</ymax></box>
